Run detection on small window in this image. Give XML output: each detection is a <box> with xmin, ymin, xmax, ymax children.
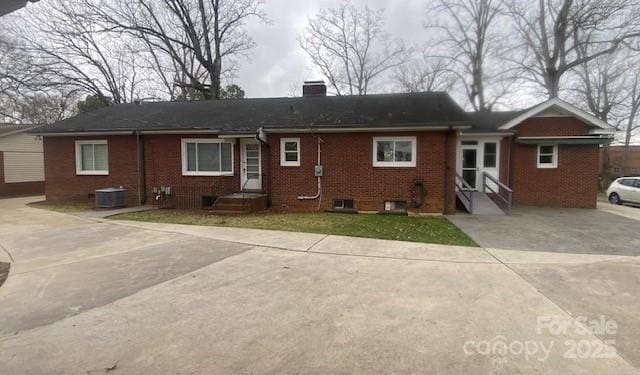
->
<box><xmin>182</xmin><ymin>139</ymin><xmax>233</xmax><ymax>176</ymax></box>
<box><xmin>75</xmin><ymin>140</ymin><xmax>108</xmax><ymax>175</ymax></box>
<box><xmin>373</xmin><ymin>136</ymin><xmax>417</xmax><ymax>167</ymax></box>
<box><xmin>280</xmin><ymin>138</ymin><xmax>300</xmax><ymax>166</ymax></box>
<box><xmin>384</xmin><ymin>201</ymin><xmax>407</xmax><ymax>212</ymax></box>
<box><xmin>333</xmin><ymin>199</ymin><xmax>354</xmax><ymax>210</ymax></box>
<box><xmin>483</xmin><ymin>142</ymin><xmax>497</xmax><ymax>168</ymax></box>
<box><xmin>537</xmin><ymin>145</ymin><xmax>558</xmax><ymax>169</ymax></box>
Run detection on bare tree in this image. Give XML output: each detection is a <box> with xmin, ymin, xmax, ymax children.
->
<box><xmin>394</xmin><ymin>53</ymin><xmax>456</xmax><ymax>93</ymax></box>
<box><xmin>426</xmin><ymin>0</ymin><xmax>510</xmax><ymax>111</ymax></box>
<box><xmin>508</xmin><ymin>0</ymin><xmax>640</xmax><ymax>99</ymax></box>
<box><xmin>573</xmin><ymin>46</ymin><xmax>630</xmax><ymax>123</ymax></box>
<box><xmin>6</xmin><ymin>0</ymin><xmax>147</xmax><ymax>105</ymax></box>
<box><xmin>619</xmin><ymin>62</ymin><xmax>640</xmax><ymax>173</ymax></box>
<box><xmin>14</xmin><ymin>92</ymin><xmax>78</xmax><ymax>124</ymax></box>
<box><xmin>0</xmin><ymin>29</ymin><xmax>79</xmax><ymax>123</ymax></box>
<box><xmin>86</xmin><ymin>0</ymin><xmax>266</xmax><ymax>100</ymax></box>
<box><xmin>299</xmin><ymin>1</ymin><xmax>405</xmax><ymax>95</ymax></box>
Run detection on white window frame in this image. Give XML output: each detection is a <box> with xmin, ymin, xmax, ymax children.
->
<box><xmin>280</xmin><ymin>138</ymin><xmax>301</xmax><ymax>167</ymax></box>
<box><xmin>181</xmin><ymin>138</ymin><xmax>234</xmax><ymax>176</ymax></box>
<box><xmin>373</xmin><ymin>136</ymin><xmax>417</xmax><ymax>167</ymax></box>
<box><xmin>75</xmin><ymin>140</ymin><xmax>108</xmax><ymax>175</ymax></box>
<box><xmin>537</xmin><ymin>144</ymin><xmax>558</xmax><ymax>169</ymax></box>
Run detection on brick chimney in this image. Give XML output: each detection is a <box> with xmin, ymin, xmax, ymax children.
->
<box><xmin>302</xmin><ymin>81</ymin><xmax>327</xmax><ymax>97</ymax></box>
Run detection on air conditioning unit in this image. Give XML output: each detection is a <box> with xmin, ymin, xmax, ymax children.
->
<box><xmin>95</xmin><ymin>188</ymin><xmax>126</xmax><ymax>208</ymax></box>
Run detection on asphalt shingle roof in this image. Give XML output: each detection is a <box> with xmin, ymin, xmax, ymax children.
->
<box><xmin>465</xmin><ymin>111</ymin><xmax>527</xmax><ymax>133</ymax></box>
<box><xmin>35</xmin><ymin>92</ymin><xmax>471</xmax><ymax>134</ymax></box>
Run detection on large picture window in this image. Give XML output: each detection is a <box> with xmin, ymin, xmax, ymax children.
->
<box><xmin>537</xmin><ymin>144</ymin><xmax>558</xmax><ymax>169</ymax></box>
<box><xmin>182</xmin><ymin>139</ymin><xmax>234</xmax><ymax>176</ymax></box>
<box><xmin>373</xmin><ymin>136</ymin><xmax>416</xmax><ymax>167</ymax></box>
<box><xmin>75</xmin><ymin>140</ymin><xmax>108</xmax><ymax>175</ymax></box>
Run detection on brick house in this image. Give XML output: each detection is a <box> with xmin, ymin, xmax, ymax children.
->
<box><xmin>601</xmin><ymin>145</ymin><xmax>640</xmax><ymax>178</ymax></box>
<box><xmin>33</xmin><ymin>82</ymin><xmax>614</xmax><ymax>214</ymax></box>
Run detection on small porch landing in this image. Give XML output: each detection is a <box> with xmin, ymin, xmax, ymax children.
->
<box><xmin>206</xmin><ymin>193</ymin><xmax>268</xmax><ymax>215</ymax></box>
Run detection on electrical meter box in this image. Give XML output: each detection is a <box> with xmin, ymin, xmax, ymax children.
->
<box><xmin>314</xmin><ymin>165</ymin><xmax>323</xmax><ymax>177</ymax></box>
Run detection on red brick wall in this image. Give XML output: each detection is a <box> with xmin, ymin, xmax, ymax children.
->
<box><xmin>42</xmin><ymin>130</ymin><xmax>454</xmax><ymax>213</ymax></box>
<box><xmin>267</xmin><ymin>131</ymin><xmax>454</xmax><ymax>213</ymax></box>
<box><xmin>508</xmin><ymin>117</ymin><xmax>599</xmax><ymax>208</ymax></box>
<box><xmin>601</xmin><ymin>145</ymin><xmax>640</xmax><ymax>177</ymax></box>
<box><xmin>43</xmin><ymin>136</ymin><xmax>140</xmax><ymax>206</ymax></box>
<box><xmin>142</xmin><ymin>134</ymin><xmax>241</xmax><ymax>206</ymax></box>
<box><xmin>43</xmin><ymin>134</ymin><xmax>243</xmax><ymax>207</ymax></box>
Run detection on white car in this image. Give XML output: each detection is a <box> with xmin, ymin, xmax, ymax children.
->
<box><xmin>607</xmin><ymin>176</ymin><xmax>640</xmax><ymax>205</ymax></box>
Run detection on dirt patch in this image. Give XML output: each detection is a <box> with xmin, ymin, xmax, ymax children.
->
<box><xmin>0</xmin><ymin>262</ymin><xmax>9</xmax><ymax>288</ymax></box>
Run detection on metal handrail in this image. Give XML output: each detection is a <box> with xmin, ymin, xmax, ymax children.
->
<box><xmin>482</xmin><ymin>172</ymin><xmax>513</xmax><ymax>215</ymax></box>
<box><xmin>240</xmin><ymin>177</ymin><xmax>251</xmax><ymax>204</ymax></box>
<box><xmin>455</xmin><ymin>172</ymin><xmax>474</xmax><ymax>213</ymax></box>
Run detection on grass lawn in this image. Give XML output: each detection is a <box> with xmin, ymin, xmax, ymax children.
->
<box><xmin>28</xmin><ymin>201</ymin><xmax>95</xmax><ymax>213</ymax></box>
<box><xmin>111</xmin><ymin>210</ymin><xmax>477</xmax><ymax>247</ymax></box>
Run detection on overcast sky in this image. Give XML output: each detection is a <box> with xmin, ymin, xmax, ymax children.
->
<box><xmin>238</xmin><ymin>0</ymin><xmax>426</xmax><ymax>98</ymax></box>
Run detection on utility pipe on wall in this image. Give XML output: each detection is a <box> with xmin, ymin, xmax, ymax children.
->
<box><xmin>297</xmin><ymin>135</ymin><xmax>323</xmax><ymax>201</ymax></box>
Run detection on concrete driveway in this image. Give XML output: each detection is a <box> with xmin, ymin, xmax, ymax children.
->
<box><xmin>0</xmin><ymin>197</ymin><xmax>639</xmax><ymax>374</ymax></box>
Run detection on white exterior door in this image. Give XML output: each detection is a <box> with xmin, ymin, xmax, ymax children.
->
<box><xmin>458</xmin><ymin>137</ymin><xmax>502</xmax><ymax>192</ymax></box>
<box><xmin>240</xmin><ymin>139</ymin><xmax>261</xmax><ymax>191</ymax></box>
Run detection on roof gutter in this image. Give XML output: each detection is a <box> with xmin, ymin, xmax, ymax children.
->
<box><xmin>32</xmin><ymin>131</ymin><xmax>135</xmax><ymax>137</ymax></box>
<box><xmin>33</xmin><ymin>124</ymin><xmax>472</xmax><ymax>137</ymax></box>
<box><xmin>516</xmin><ymin>135</ymin><xmax>613</xmax><ymax>145</ymax></box>
<box><xmin>263</xmin><ymin>125</ymin><xmax>472</xmax><ymax>133</ymax></box>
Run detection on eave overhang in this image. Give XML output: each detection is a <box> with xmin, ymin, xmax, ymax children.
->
<box><xmin>516</xmin><ymin>136</ymin><xmax>613</xmax><ymax>145</ymax></box>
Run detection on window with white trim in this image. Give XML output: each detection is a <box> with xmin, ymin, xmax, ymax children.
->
<box><xmin>373</xmin><ymin>136</ymin><xmax>416</xmax><ymax>167</ymax></box>
<box><xmin>75</xmin><ymin>140</ymin><xmax>108</xmax><ymax>175</ymax></box>
<box><xmin>280</xmin><ymin>138</ymin><xmax>300</xmax><ymax>166</ymax></box>
<box><xmin>537</xmin><ymin>145</ymin><xmax>558</xmax><ymax>168</ymax></box>
<box><xmin>483</xmin><ymin>142</ymin><xmax>497</xmax><ymax>168</ymax></box>
<box><xmin>181</xmin><ymin>139</ymin><xmax>234</xmax><ymax>176</ymax></box>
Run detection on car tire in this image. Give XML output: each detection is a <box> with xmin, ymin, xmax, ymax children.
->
<box><xmin>609</xmin><ymin>193</ymin><xmax>622</xmax><ymax>205</ymax></box>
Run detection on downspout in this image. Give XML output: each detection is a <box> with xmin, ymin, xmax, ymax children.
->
<box><xmin>297</xmin><ymin>134</ymin><xmax>323</xmax><ymax>204</ymax></box>
<box><xmin>135</xmin><ymin>130</ymin><xmax>146</xmax><ymax>206</ymax></box>
<box><xmin>506</xmin><ymin>135</ymin><xmax>512</xmax><ymax>188</ymax></box>
<box><xmin>256</xmin><ymin>127</ymin><xmax>271</xmax><ymax>205</ymax></box>
<box><xmin>444</xmin><ymin>127</ymin><xmax>452</xmax><ymax>214</ymax></box>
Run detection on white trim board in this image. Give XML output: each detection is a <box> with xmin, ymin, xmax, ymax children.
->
<box><xmin>180</xmin><ymin>138</ymin><xmax>235</xmax><ymax>176</ymax></box>
<box><xmin>498</xmin><ymin>98</ymin><xmax>614</xmax><ymax>132</ymax></box>
<box><xmin>372</xmin><ymin>136</ymin><xmax>417</xmax><ymax>168</ymax></box>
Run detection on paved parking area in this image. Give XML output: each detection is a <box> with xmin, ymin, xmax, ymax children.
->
<box><xmin>448</xmin><ymin>205</ymin><xmax>640</xmax><ymax>255</ymax></box>
<box><xmin>0</xmin><ymin>197</ymin><xmax>638</xmax><ymax>374</ymax></box>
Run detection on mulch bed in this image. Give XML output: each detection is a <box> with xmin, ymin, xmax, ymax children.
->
<box><xmin>0</xmin><ymin>262</ymin><xmax>9</xmax><ymax>288</ymax></box>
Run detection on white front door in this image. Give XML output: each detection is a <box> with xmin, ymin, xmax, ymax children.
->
<box><xmin>458</xmin><ymin>138</ymin><xmax>502</xmax><ymax>192</ymax></box>
<box><xmin>240</xmin><ymin>139</ymin><xmax>261</xmax><ymax>191</ymax></box>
